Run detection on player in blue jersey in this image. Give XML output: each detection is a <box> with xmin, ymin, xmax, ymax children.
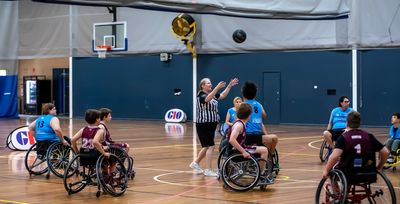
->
<box><xmin>28</xmin><ymin>103</ymin><xmax>69</xmax><ymax>157</ymax></box>
<box><xmin>242</xmin><ymin>81</ymin><xmax>278</xmax><ymax>154</ymax></box>
<box><xmin>385</xmin><ymin>113</ymin><xmax>400</xmax><ymax>163</ymax></box>
<box><xmin>323</xmin><ymin>96</ymin><xmax>353</xmax><ymax>149</ymax></box>
<box><xmin>225</xmin><ymin>96</ymin><xmax>242</xmax><ymax>127</ymax></box>
<box><xmin>219</xmin><ymin>97</ymin><xmax>242</xmax><ymax>152</ymax></box>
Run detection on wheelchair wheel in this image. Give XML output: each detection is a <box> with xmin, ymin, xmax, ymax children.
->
<box><xmin>47</xmin><ymin>142</ymin><xmax>75</xmax><ymax>178</ymax></box>
<box><xmin>25</xmin><ymin>143</ymin><xmax>48</xmax><ymax>176</ymax></box>
<box><xmin>217</xmin><ymin>146</ymin><xmax>227</xmax><ymax>171</ymax></box>
<box><xmin>270</xmin><ymin>149</ymin><xmax>280</xmax><ymax>175</ymax></box>
<box><xmin>108</xmin><ymin>145</ymin><xmax>135</xmax><ymax>180</ymax></box>
<box><xmin>347</xmin><ymin>171</ymin><xmax>396</xmax><ymax>204</ymax></box>
<box><xmin>218</xmin><ymin>122</ymin><xmax>228</xmax><ymax>137</ymax></box>
<box><xmin>96</xmin><ymin>154</ymin><xmax>128</xmax><ymax>196</ymax></box>
<box><xmin>221</xmin><ymin>153</ymin><xmax>260</xmax><ymax>192</ymax></box>
<box><xmin>319</xmin><ymin>140</ymin><xmax>330</xmax><ymax>162</ymax></box>
<box><xmin>315</xmin><ymin>169</ymin><xmax>347</xmax><ymax>204</ymax></box>
<box><xmin>63</xmin><ymin>154</ymin><xmax>95</xmax><ymax>195</ymax></box>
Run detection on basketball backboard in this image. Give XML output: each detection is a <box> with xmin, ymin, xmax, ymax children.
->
<box><xmin>93</xmin><ymin>21</ymin><xmax>127</xmax><ymax>52</ymax></box>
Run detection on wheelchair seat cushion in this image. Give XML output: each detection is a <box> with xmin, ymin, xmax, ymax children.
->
<box><xmin>79</xmin><ymin>148</ymin><xmax>101</xmax><ymax>166</ymax></box>
<box><xmin>36</xmin><ymin>140</ymin><xmax>55</xmax><ymax>157</ymax></box>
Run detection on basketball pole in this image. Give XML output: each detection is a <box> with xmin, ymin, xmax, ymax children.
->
<box><xmin>185</xmin><ymin>41</ymin><xmax>198</xmax><ymax>161</ymax></box>
<box><xmin>352</xmin><ymin>48</ymin><xmax>357</xmax><ymax>111</ymax></box>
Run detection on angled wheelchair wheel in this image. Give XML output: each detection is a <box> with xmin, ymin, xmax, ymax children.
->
<box><xmin>96</xmin><ymin>154</ymin><xmax>128</xmax><ymax>196</ymax></box>
<box><xmin>25</xmin><ymin>143</ymin><xmax>48</xmax><ymax>176</ymax></box>
<box><xmin>270</xmin><ymin>149</ymin><xmax>280</xmax><ymax>175</ymax></box>
<box><xmin>217</xmin><ymin>146</ymin><xmax>227</xmax><ymax>171</ymax></box>
<box><xmin>221</xmin><ymin>153</ymin><xmax>260</xmax><ymax>192</ymax></box>
<box><xmin>47</xmin><ymin>142</ymin><xmax>75</xmax><ymax>178</ymax></box>
<box><xmin>347</xmin><ymin>171</ymin><xmax>396</xmax><ymax>204</ymax></box>
<box><xmin>63</xmin><ymin>154</ymin><xmax>95</xmax><ymax>195</ymax></box>
<box><xmin>218</xmin><ymin>122</ymin><xmax>228</xmax><ymax>137</ymax></box>
<box><xmin>319</xmin><ymin>140</ymin><xmax>330</xmax><ymax>163</ymax></box>
<box><xmin>315</xmin><ymin>169</ymin><xmax>347</xmax><ymax>204</ymax></box>
<box><xmin>108</xmin><ymin>145</ymin><xmax>134</xmax><ymax>179</ymax></box>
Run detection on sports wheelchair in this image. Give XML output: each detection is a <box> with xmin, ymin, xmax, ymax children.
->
<box><xmin>319</xmin><ymin>139</ymin><xmax>332</xmax><ymax>163</ymax></box>
<box><xmin>218</xmin><ymin>145</ymin><xmax>279</xmax><ymax>176</ymax></box>
<box><xmin>218</xmin><ymin>134</ymin><xmax>280</xmax><ymax>177</ymax></box>
<box><xmin>63</xmin><ymin>149</ymin><xmax>128</xmax><ymax>197</ymax></box>
<box><xmin>383</xmin><ymin>149</ymin><xmax>400</xmax><ymax>171</ymax></box>
<box><xmin>25</xmin><ymin>137</ymin><xmax>75</xmax><ymax>178</ymax></box>
<box><xmin>218</xmin><ymin>123</ymin><xmax>280</xmax><ymax>176</ymax></box>
<box><xmin>315</xmin><ymin>155</ymin><xmax>396</xmax><ymax>204</ymax></box>
<box><xmin>220</xmin><ymin>148</ymin><xmax>275</xmax><ymax>191</ymax></box>
<box><xmin>108</xmin><ymin>145</ymin><xmax>135</xmax><ymax>180</ymax></box>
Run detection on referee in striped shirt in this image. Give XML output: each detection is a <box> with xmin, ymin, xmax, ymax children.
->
<box><xmin>190</xmin><ymin>77</ymin><xmax>239</xmax><ymax>177</ymax></box>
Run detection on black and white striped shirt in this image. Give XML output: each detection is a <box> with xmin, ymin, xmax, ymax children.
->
<box><xmin>196</xmin><ymin>91</ymin><xmax>220</xmax><ymax>123</ymax></box>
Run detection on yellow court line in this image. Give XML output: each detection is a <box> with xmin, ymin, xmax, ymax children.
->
<box><xmin>0</xmin><ymin>200</ymin><xmax>28</xmax><ymax>204</ymax></box>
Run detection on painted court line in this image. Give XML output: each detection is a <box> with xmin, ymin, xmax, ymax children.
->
<box><xmin>0</xmin><ymin>200</ymin><xmax>28</xmax><ymax>204</ymax></box>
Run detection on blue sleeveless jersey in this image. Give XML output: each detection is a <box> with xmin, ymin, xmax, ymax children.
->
<box><xmin>245</xmin><ymin>100</ymin><xmax>263</xmax><ymax>135</ymax></box>
<box><xmin>329</xmin><ymin>107</ymin><xmax>353</xmax><ymax>130</ymax></box>
<box><xmin>35</xmin><ymin>114</ymin><xmax>59</xmax><ymax>141</ymax></box>
<box><xmin>390</xmin><ymin>125</ymin><xmax>400</xmax><ymax>140</ymax></box>
<box><xmin>227</xmin><ymin>108</ymin><xmax>237</xmax><ymax>123</ymax></box>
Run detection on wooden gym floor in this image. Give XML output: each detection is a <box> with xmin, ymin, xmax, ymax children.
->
<box><xmin>0</xmin><ymin>117</ymin><xmax>399</xmax><ymax>204</ymax></box>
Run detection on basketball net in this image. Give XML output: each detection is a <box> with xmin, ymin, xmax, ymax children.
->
<box><xmin>96</xmin><ymin>45</ymin><xmax>112</xmax><ymax>59</ymax></box>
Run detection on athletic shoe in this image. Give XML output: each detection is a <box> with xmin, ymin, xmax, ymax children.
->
<box><xmin>387</xmin><ymin>156</ymin><xmax>394</xmax><ymax>164</ymax></box>
<box><xmin>203</xmin><ymin>169</ymin><xmax>218</xmax><ymax>177</ymax></box>
<box><xmin>189</xmin><ymin>162</ymin><xmax>203</xmax><ymax>172</ymax></box>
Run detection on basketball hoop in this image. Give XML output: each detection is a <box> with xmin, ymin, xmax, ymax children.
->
<box><xmin>96</xmin><ymin>45</ymin><xmax>112</xmax><ymax>58</ymax></box>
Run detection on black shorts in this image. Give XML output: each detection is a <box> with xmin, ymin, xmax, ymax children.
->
<box><xmin>79</xmin><ymin>148</ymin><xmax>101</xmax><ymax>166</ymax></box>
<box><xmin>196</xmin><ymin>122</ymin><xmax>218</xmax><ymax>147</ymax></box>
<box><xmin>329</xmin><ymin>129</ymin><xmax>345</xmax><ymax>141</ymax></box>
<box><xmin>245</xmin><ymin>134</ymin><xmax>264</xmax><ymax>146</ymax></box>
<box><xmin>36</xmin><ymin>140</ymin><xmax>56</xmax><ymax>157</ymax></box>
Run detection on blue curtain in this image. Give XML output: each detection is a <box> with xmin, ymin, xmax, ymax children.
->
<box><xmin>0</xmin><ymin>75</ymin><xmax>18</xmax><ymax>118</ymax></box>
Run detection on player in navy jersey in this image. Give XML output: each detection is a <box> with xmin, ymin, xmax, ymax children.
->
<box><xmin>71</xmin><ymin>109</ymin><xmax>109</xmax><ymax>162</ymax></box>
<box><xmin>385</xmin><ymin>113</ymin><xmax>400</xmax><ymax>163</ymax></box>
<box><xmin>323</xmin><ymin>96</ymin><xmax>353</xmax><ymax>150</ymax></box>
<box><xmin>322</xmin><ymin>111</ymin><xmax>389</xmax><ymax>178</ymax></box>
<box><xmin>28</xmin><ymin>103</ymin><xmax>69</xmax><ymax>156</ymax></box>
<box><xmin>242</xmin><ymin>81</ymin><xmax>278</xmax><ymax>154</ymax></box>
